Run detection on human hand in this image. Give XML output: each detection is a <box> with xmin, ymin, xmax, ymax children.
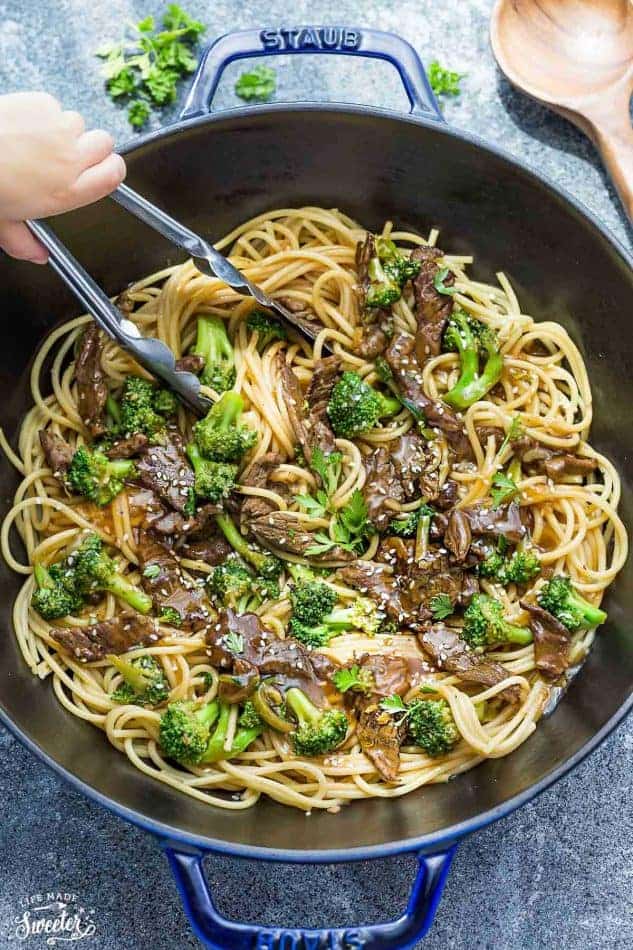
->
<box><xmin>0</xmin><ymin>92</ymin><xmax>126</xmax><ymax>263</ymax></box>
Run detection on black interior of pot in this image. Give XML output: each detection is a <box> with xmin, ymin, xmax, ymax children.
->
<box><xmin>0</xmin><ymin>109</ymin><xmax>631</xmax><ymax>854</ymax></box>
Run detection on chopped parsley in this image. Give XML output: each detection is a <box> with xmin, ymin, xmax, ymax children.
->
<box><xmin>429</xmin><ymin>593</ymin><xmax>454</xmax><ymax>620</ymax></box>
<box><xmin>332</xmin><ymin>665</ymin><xmax>374</xmax><ymax>695</ymax></box>
<box><xmin>306</xmin><ymin>490</ymin><xmax>374</xmax><ymax>556</ymax></box>
<box><xmin>224</xmin><ymin>631</ymin><xmax>244</xmax><ymax>655</ymax></box>
<box><xmin>490</xmin><ymin>471</ymin><xmax>520</xmax><ymax>509</ymax></box>
<box><xmin>143</xmin><ymin>563</ymin><xmax>161</xmax><ymax>580</ymax></box>
<box><xmin>235</xmin><ymin>65</ymin><xmax>276</xmax><ymax>102</ymax></box>
<box><xmin>428</xmin><ymin>61</ymin><xmax>464</xmax><ymax>99</ymax></box>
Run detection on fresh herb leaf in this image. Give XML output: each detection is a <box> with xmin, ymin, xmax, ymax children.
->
<box><xmin>433</xmin><ymin>267</ymin><xmax>456</xmax><ymax>296</ymax></box>
<box><xmin>97</xmin><ymin>5</ymin><xmax>205</xmax><ymax>129</ymax></box>
<box><xmin>235</xmin><ymin>65</ymin><xmax>276</xmax><ymax>102</ymax></box>
<box><xmin>430</xmin><ymin>593</ymin><xmax>454</xmax><ymax>620</ymax></box>
<box><xmin>310</xmin><ymin>448</ymin><xmax>342</xmax><ymax>497</ymax></box>
<box><xmin>294</xmin><ymin>492</ymin><xmax>328</xmax><ymax>518</ymax></box>
<box><xmin>224</xmin><ymin>631</ymin><xmax>244</xmax><ymax>655</ymax></box>
<box><xmin>332</xmin><ymin>665</ymin><xmax>374</xmax><ymax>695</ymax></box>
<box><xmin>498</xmin><ymin>414</ymin><xmax>524</xmax><ymax>457</ymax></box>
<box><xmin>490</xmin><ymin>471</ymin><xmax>519</xmax><ymax>509</ymax></box>
<box><xmin>380</xmin><ymin>694</ymin><xmax>407</xmax><ymax>714</ymax></box>
<box><xmin>143</xmin><ymin>563</ymin><xmax>161</xmax><ymax>580</ymax></box>
<box><xmin>428</xmin><ymin>61</ymin><xmax>464</xmax><ymax>98</ymax></box>
<box><xmin>338</xmin><ymin>490</ymin><xmax>370</xmax><ymax>537</ymax></box>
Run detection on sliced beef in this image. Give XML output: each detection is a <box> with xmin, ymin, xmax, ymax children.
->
<box><xmin>358</xmin><ymin>325</ymin><xmax>389</xmax><ymax>359</ymax></box>
<box><xmin>358</xmin><ymin>653</ymin><xmax>411</xmax><ymax>698</ymax></box>
<box><xmin>249</xmin><ymin>510</ymin><xmax>354</xmax><ymax>563</ymax></box>
<box><xmin>278</xmin><ymin>357</ymin><xmax>312</xmax><ymax>459</ymax></box>
<box><xmin>175</xmin><ymin>354</ymin><xmax>205</xmax><ymax>375</ymax></box>
<box><xmin>543</xmin><ymin>454</ymin><xmax>598</xmax><ymax>482</ymax></box>
<box><xmin>512</xmin><ymin>436</ymin><xmax>598</xmax><ymax>483</ymax></box>
<box><xmin>39</xmin><ymin>431</ymin><xmax>74</xmax><ymax>476</ymax></box>
<box><xmin>337</xmin><ymin>560</ymin><xmax>406</xmax><ymax>622</ymax></box>
<box><xmin>410</xmin><ymin>245</ymin><xmax>454</xmax><ymax>364</ymax></box>
<box><xmin>390</xmin><ymin>433</ymin><xmax>429</xmax><ymax>499</ymax></box>
<box><xmin>521</xmin><ymin>602</ymin><xmax>572</xmax><ymax>679</ymax></box>
<box><xmin>362</xmin><ymin>447</ymin><xmax>406</xmax><ymax>532</ymax></box>
<box><xmin>419</xmin><ymin>623</ymin><xmax>520</xmax><ymax>703</ymax></box>
<box><xmin>436</xmin><ymin>478</ymin><xmax>460</xmax><ymax>511</ymax></box>
<box><xmin>356</xmin><ymin>701</ymin><xmax>407</xmax><ymax>782</ymax></box>
<box><xmin>241</xmin><ymin>453</ymin><xmax>286</xmax><ymax>522</ymax></box>
<box><xmin>106</xmin><ymin>433</ymin><xmax>149</xmax><ymax>459</ymax></box>
<box><xmin>75</xmin><ymin>325</ymin><xmax>108</xmax><ymax>437</ymax></box>
<box><xmin>178</xmin><ymin>537</ymin><xmax>232</xmax><ymax>565</ymax></box>
<box><xmin>402</xmin><ymin>555</ymin><xmax>464</xmax><ymax>617</ymax></box>
<box><xmin>52</xmin><ymin>613</ymin><xmax>160</xmax><ymax>662</ymax></box>
<box><xmin>305</xmin><ymin>356</ymin><xmax>340</xmax><ymax>456</ymax></box>
<box><xmin>445</xmin><ymin>509</ymin><xmax>472</xmax><ymax>562</ymax></box>
<box><xmin>217</xmin><ymin>659</ymin><xmax>260</xmax><ymax>704</ymax></box>
<box><xmin>461</xmin><ymin>501</ymin><xmax>525</xmax><ymax>544</ymax></box>
<box><xmin>136</xmin><ymin>434</ymin><xmax>194</xmax><ymax>513</ymax></box>
<box><xmin>355</xmin><ymin>233</ymin><xmax>376</xmax><ymax>313</ymax></box>
<box><xmin>137</xmin><ymin>530</ymin><xmax>211</xmax><ymax>631</ymax></box>
<box><xmin>385</xmin><ymin>334</ymin><xmax>473</xmax><ymax>460</ymax></box>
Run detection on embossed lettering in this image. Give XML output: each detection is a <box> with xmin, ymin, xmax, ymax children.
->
<box><xmin>280</xmin><ymin>28</ymin><xmax>301</xmax><ymax>50</ymax></box>
<box><xmin>298</xmin><ymin>28</ymin><xmax>319</xmax><ymax>50</ymax></box>
<box><xmin>260</xmin><ymin>29</ymin><xmax>281</xmax><ymax>51</ymax></box>
<box><xmin>258</xmin><ymin>27</ymin><xmax>363</xmax><ymax>53</ymax></box>
<box><xmin>341</xmin><ymin>29</ymin><xmax>361</xmax><ymax>51</ymax></box>
<box><xmin>318</xmin><ymin>27</ymin><xmax>341</xmax><ymax>50</ymax></box>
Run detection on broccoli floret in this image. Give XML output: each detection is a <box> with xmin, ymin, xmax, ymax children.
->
<box><xmin>206</xmin><ymin>557</ymin><xmax>277</xmax><ymax>612</ymax></box>
<box><xmin>159</xmin><ymin>699</ymin><xmax>220</xmax><ymax>764</ymax></box>
<box><xmin>186</xmin><ymin>442</ymin><xmax>237</xmax><ymax>503</ymax></box>
<box><xmin>158</xmin><ymin>606</ymin><xmax>183</xmax><ymax>627</ymax></box>
<box><xmin>327</xmin><ymin>371</ymin><xmax>400</xmax><ymax>438</ymax></box>
<box><xmin>365</xmin><ymin>237</ymin><xmax>421</xmax><ymax>309</ymax></box>
<box><xmin>193</xmin><ymin>391</ymin><xmax>257</xmax><ymax>463</ymax></box>
<box><xmin>537</xmin><ymin>575</ymin><xmax>607</xmax><ymax>631</ymax></box>
<box><xmin>108</xmin><ymin>653</ymin><xmax>169</xmax><ymax>706</ymax></box>
<box><xmin>462</xmin><ymin>593</ymin><xmax>533</xmax><ymax>650</ymax></box>
<box><xmin>215</xmin><ymin>512</ymin><xmax>282</xmax><ymax>580</ymax></box>
<box><xmin>66</xmin><ymin>445</ymin><xmax>135</xmax><ymax>507</ymax></box>
<box><xmin>152</xmin><ymin>388</ymin><xmax>179</xmax><ymax>417</ymax></box>
<box><xmin>247</xmin><ymin>310</ymin><xmax>288</xmax><ymax>351</ymax></box>
<box><xmin>480</xmin><ymin>548</ymin><xmax>541</xmax><ymax>586</ymax></box>
<box><xmin>389</xmin><ymin>504</ymin><xmax>435</xmax><ymax>539</ymax></box>
<box><xmin>191</xmin><ymin>316</ymin><xmax>236</xmax><ymax>393</ymax></box>
<box><xmin>290</xmin><ymin>581</ymin><xmax>337</xmax><ymax>626</ymax></box>
<box><xmin>443</xmin><ymin>311</ymin><xmax>504</xmax><ymax>410</ymax></box>
<box><xmin>200</xmin><ymin>700</ymin><xmax>264</xmax><ymax>763</ymax></box>
<box><xmin>72</xmin><ymin>533</ymin><xmax>153</xmax><ymax>614</ymax></box>
<box><xmin>407</xmin><ymin>699</ymin><xmax>459</xmax><ymax>756</ymax></box>
<box><xmin>289</xmin><ymin>596</ymin><xmax>381</xmax><ymax>648</ymax></box>
<box><xmin>286</xmin><ymin>687</ymin><xmax>348</xmax><ymax>756</ymax></box>
<box><xmin>238</xmin><ymin>700</ymin><xmax>263</xmax><ymax>730</ymax></box>
<box><xmin>118</xmin><ymin>376</ymin><xmax>167</xmax><ymax>440</ymax></box>
<box><xmin>31</xmin><ymin>562</ymin><xmax>83</xmax><ymax>620</ymax></box>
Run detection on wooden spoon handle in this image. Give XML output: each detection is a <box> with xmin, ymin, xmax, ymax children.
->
<box><xmin>589</xmin><ymin>112</ymin><xmax>633</xmax><ymax>225</ymax></box>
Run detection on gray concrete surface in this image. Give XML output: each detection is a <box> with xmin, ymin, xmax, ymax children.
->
<box><xmin>0</xmin><ymin>0</ymin><xmax>631</xmax><ymax>947</ymax></box>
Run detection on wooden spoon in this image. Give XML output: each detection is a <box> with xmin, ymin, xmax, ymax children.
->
<box><xmin>490</xmin><ymin>0</ymin><xmax>633</xmax><ymax>223</ymax></box>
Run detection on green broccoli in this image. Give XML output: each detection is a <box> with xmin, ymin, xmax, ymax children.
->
<box><xmin>72</xmin><ymin>533</ymin><xmax>153</xmax><ymax>614</ymax></box>
<box><xmin>238</xmin><ymin>700</ymin><xmax>264</xmax><ymax>730</ymax></box>
<box><xmin>442</xmin><ymin>311</ymin><xmax>504</xmax><ymax>410</ymax></box>
<box><xmin>289</xmin><ymin>596</ymin><xmax>381</xmax><ymax>648</ymax></box>
<box><xmin>159</xmin><ymin>699</ymin><xmax>220</xmax><ymax>764</ymax></box>
<box><xmin>191</xmin><ymin>316</ymin><xmax>236</xmax><ymax>393</ymax></box>
<box><xmin>479</xmin><ymin>547</ymin><xmax>541</xmax><ymax>586</ymax></box>
<box><xmin>186</xmin><ymin>442</ymin><xmax>238</xmax><ymax>503</ymax></box>
<box><xmin>327</xmin><ymin>371</ymin><xmax>400</xmax><ymax>438</ymax></box>
<box><xmin>31</xmin><ymin>561</ymin><xmax>84</xmax><ymax>621</ymax></box>
<box><xmin>290</xmin><ymin>581</ymin><xmax>337</xmax><ymax>626</ymax></box>
<box><xmin>365</xmin><ymin>237</ymin><xmax>421</xmax><ymax>309</ymax></box>
<box><xmin>152</xmin><ymin>388</ymin><xmax>179</xmax><ymax>417</ymax></box>
<box><xmin>206</xmin><ymin>557</ymin><xmax>278</xmax><ymax>612</ymax></box>
<box><xmin>118</xmin><ymin>376</ymin><xmax>167</xmax><ymax>440</ymax></box>
<box><xmin>215</xmin><ymin>512</ymin><xmax>282</xmax><ymax>581</ymax></box>
<box><xmin>157</xmin><ymin>606</ymin><xmax>183</xmax><ymax>627</ymax></box>
<box><xmin>407</xmin><ymin>698</ymin><xmax>460</xmax><ymax>756</ymax></box>
<box><xmin>200</xmin><ymin>700</ymin><xmax>264</xmax><ymax>763</ymax></box>
<box><xmin>66</xmin><ymin>445</ymin><xmax>135</xmax><ymax>506</ymax></box>
<box><xmin>247</xmin><ymin>310</ymin><xmax>288</xmax><ymax>351</ymax></box>
<box><xmin>285</xmin><ymin>687</ymin><xmax>348</xmax><ymax>756</ymax></box>
<box><xmin>462</xmin><ymin>593</ymin><xmax>533</xmax><ymax>650</ymax></box>
<box><xmin>537</xmin><ymin>575</ymin><xmax>607</xmax><ymax>631</ymax></box>
<box><xmin>193</xmin><ymin>391</ymin><xmax>257</xmax><ymax>463</ymax></box>
<box><xmin>389</xmin><ymin>504</ymin><xmax>435</xmax><ymax>538</ymax></box>
<box><xmin>108</xmin><ymin>653</ymin><xmax>169</xmax><ymax>706</ymax></box>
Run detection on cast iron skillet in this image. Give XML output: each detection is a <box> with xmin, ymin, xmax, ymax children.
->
<box><xmin>0</xmin><ymin>27</ymin><xmax>631</xmax><ymax>949</ymax></box>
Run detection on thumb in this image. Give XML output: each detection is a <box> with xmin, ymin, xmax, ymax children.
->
<box><xmin>0</xmin><ymin>220</ymin><xmax>48</xmax><ymax>263</ymax></box>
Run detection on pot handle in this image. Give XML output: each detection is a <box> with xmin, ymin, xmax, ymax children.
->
<box><xmin>180</xmin><ymin>26</ymin><xmax>443</xmax><ymax>121</ymax></box>
<box><xmin>163</xmin><ymin>841</ymin><xmax>455</xmax><ymax>949</ymax></box>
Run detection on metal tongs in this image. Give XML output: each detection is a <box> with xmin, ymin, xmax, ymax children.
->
<box><xmin>27</xmin><ymin>182</ymin><xmax>330</xmax><ymax>416</ymax></box>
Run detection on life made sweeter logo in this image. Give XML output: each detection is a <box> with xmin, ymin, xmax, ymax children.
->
<box><xmin>9</xmin><ymin>891</ymin><xmax>96</xmax><ymax>944</ymax></box>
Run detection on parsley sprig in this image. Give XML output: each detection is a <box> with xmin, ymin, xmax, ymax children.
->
<box><xmin>332</xmin><ymin>665</ymin><xmax>374</xmax><ymax>695</ymax></box>
<box><xmin>235</xmin><ymin>65</ymin><xmax>276</xmax><ymax>103</ymax></box>
<box><xmin>490</xmin><ymin>471</ymin><xmax>519</xmax><ymax>509</ymax></box>
<box><xmin>96</xmin><ymin>5</ymin><xmax>205</xmax><ymax>129</ymax></box>
<box><xmin>428</xmin><ymin>61</ymin><xmax>464</xmax><ymax>99</ymax></box>
<box><xmin>429</xmin><ymin>593</ymin><xmax>454</xmax><ymax>620</ymax></box>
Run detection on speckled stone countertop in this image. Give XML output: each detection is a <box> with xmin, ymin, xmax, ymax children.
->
<box><xmin>0</xmin><ymin>1</ymin><xmax>631</xmax><ymax>948</ymax></box>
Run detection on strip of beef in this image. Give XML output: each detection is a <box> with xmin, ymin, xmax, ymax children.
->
<box><xmin>385</xmin><ymin>334</ymin><xmax>473</xmax><ymax>460</ymax></box>
<box><xmin>136</xmin><ymin>433</ymin><xmax>194</xmax><ymax>513</ymax></box>
<box><xmin>521</xmin><ymin>602</ymin><xmax>572</xmax><ymax>679</ymax></box>
<box><xmin>419</xmin><ymin>623</ymin><xmax>520</xmax><ymax>703</ymax></box>
<box><xmin>358</xmin><ymin>653</ymin><xmax>411</xmax><ymax>698</ymax></box>
<box><xmin>305</xmin><ymin>356</ymin><xmax>340</xmax><ymax>455</ymax></box>
<box><xmin>410</xmin><ymin>245</ymin><xmax>454</xmax><ymax>365</ymax></box>
<box><xmin>357</xmin><ymin>702</ymin><xmax>407</xmax><ymax>782</ymax></box>
<box><xmin>377</xmin><ymin>538</ymin><xmax>468</xmax><ymax>616</ymax></box>
<box><xmin>355</xmin><ymin>233</ymin><xmax>376</xmax><ymax>313</ymax></box>
<box><xmin>207</xmin><ymin>609</ymin><xmax>324</xmax><ymax>703</ymax></box>
<box><xmin>389</xmin><ymin>433</ymin><xmax>429</xmax><ymax>498</ymax></box>
<box><xmin>52</xmin><ymin>613</ymin><xmax>160</xmax><ymax>662</ymax></box>
<box><xmin>362</xmin><ymin>446</ymin><xmax>406</xmax><ymax>532</ymax></box>
<box><xmin>137</xmin><ymin>530</ymin><xmax>211</xmax><ymax>631</ymax></box>
<box><xmin>278</xmin><ymin>355</ymin><xmax>338</xmax><ymax>464</ymax></box>
<box><xmin>241</xmin><ymin>452</ymin><xmax>287</xmax><ymax>522</ymax></box>
<box><xmin>278</xmin><ymin>357</ymin><xmax>312</xmax><ymax>458</ymax></box>
<box><xmin>445</xmin><ymin>509</ymin><xmax>472</xmax><ymax>562</ymax></box>
<box><xmin>249</xmin><ymin>510</ymin><xmax>354</xmax><ymax>563</ymax></box>
<box><xmin>175</xmin><ymin>354</ymin><xmax>205</xmax><ymax>375</ymax></box>
<box><xmin>337</xmin><ymin>560</ymin><xmax>406</xmax><ymax>622</ymax></box>
<box><xmin>461</xmin><ymin>500</ymin><xmax>525</xmax><ymax>544</ymax></box>
<box><xmin>75</xmin><ymin>326</ymin><xmax>108</xmax><ymax>437</ymax></box>
<box><xmin>358</xmin><ymin>325</ymin><xmax>389</xmax><ymax>359</ymax></box>
<box><xmin>106</xmin><ymin>433</ymin><xmax>149</xmax><ymax>459</ymax></box>
<box><xmin>512</xmin><ymin>436</ymin><xmax>598</xmax><ymax>483</ymax></box>
<box><xmin>39</xmin><ymin>431</ymin><xmax>74</xmax><ymax>476</ymax></box>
